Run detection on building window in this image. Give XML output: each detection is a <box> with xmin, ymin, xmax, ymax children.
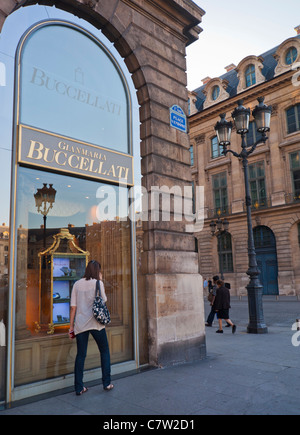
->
<box><xmin>286</xmin><ymin>104</ymin><xmax>300</xmax><ymax>134</ymax></box>
<box><xmin>211</xmin><ymin>136</ymin><xmax>222</xmax><ymax>159</ymax></box>
<box><xmin>285</xmin><ymin>47</ymin><xmax>298</xmax><ymax>65</ymax></box>
<box><xmin>290</xmin><ymin>151</ymin><xmax>300</xmax><ymax>199</ymax></box>
<box><xmin>245</xmin><ymin>64</ymin><xmax>256</xmax><ymax>88</ymax></box>
<box><xmin>212</xmin><ymin>172</ymin><xmax>228</xmax><ymax>216</ymax></box>
<box><xmin>218</xmin><ymin>232</ymin><xmax>233</xmax><ymax>273</ymax></box>
<box><xmin>212</xmin><ymin>85</ymin><xmax>220</xmax><ymax>101</ymax></box>
<box><xmin>190</xmin><ymin>145</ymin><xmax>194</xmax><ymax>166</ymax></box>
<box><xmin>246</xmin><ymin>121</ymin><xmax>263</xmax><ymax>146</ymax></box>
<box><xmin>249</xmin><ymin>161</ymin><xmax>267</xmax><ymax>209</ymax></box>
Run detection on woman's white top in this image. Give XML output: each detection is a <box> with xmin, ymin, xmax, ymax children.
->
<box><xmin>71</xmin><ymin>278</ymin><xmax>107</xmax><ymax>336</ymax></box>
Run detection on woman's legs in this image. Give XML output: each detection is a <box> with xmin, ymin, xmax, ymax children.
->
<box><xmin>75</xmin><ymin>331</ymin><xmax>90</xmax><ymax>394</ymax></box>
<box><xmin>91</xmin><ymin>329</ymin><xmax>112</xmax><ymax>389</ymax></box>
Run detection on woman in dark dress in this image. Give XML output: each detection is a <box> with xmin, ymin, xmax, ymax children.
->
<box><xmin>213</xmin><ymin>280</ymin><xmax>236</xmax><ymax>334</ymax></box>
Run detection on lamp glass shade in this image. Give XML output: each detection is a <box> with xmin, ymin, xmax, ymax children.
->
<box><xmin>210</xmin><ymin>221</ymin><xmax>216</xmax><ymax>235</ymax></box>
<box><xmin>252</xmin><ymin>97</ymin><xmax>272</xmax><ymax>133</ymax></box>
<box><xmin>216</xmin><ymin>124</ymin><xmax>232</xmax><ymax>146</ymax></box>
<box><xmin>232</xmin><ymin>100</ymin><xmax>250</xmax><ymax>134</ymax></box>
<box><xmin>223</xmin><ymin>219</ymin><xmax>229</xmax><ymax>232</ymax></box>
<box><xmin>214</xmin><ymin>114</ymin><xmax>232</xmax><ymax>146</ymax></box>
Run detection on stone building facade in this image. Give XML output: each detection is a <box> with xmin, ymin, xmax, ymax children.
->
<box><xmin>0</xmin><ymin>0</ymin><xmax>206</xmax><ymax>404</ymax></box>
<box><xmin>189</xmin><ymin>28</ymin><xmax>300</xmax><ymax>297</ymax></box>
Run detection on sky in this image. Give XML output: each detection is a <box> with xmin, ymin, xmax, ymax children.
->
<box><xmin>187</xmin><ymin>0</ymin><xmax>300</xmax><ymax>91</ymax></box>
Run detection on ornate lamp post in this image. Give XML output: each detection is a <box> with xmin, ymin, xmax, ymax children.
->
<box><xmin>210</xmin><ymin>218</ymin><xmax>229</xmax><ymax>280</ymax></box>
<box><xmin>214</xmin><ymin>97</ymin><xmax>272</xmax><ymax>334</ymax></box>
<box><xmin>34</xmin><ymin>183</ymin><xmax>56</xmax><ymax>247</ymax></box>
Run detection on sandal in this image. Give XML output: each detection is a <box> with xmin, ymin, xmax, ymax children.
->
<box><xmin>76</xmin><ymin>387</ymin><xmax>88</xmax><ymax>396</ymax></box>
<box><xmin>104</xmin><ymin>384</ymin><xmax>114</xmax><ymax>391</ymax></box>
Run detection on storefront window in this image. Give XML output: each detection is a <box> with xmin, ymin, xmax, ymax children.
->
<box><xmin>14</xmin><ymin>167</ymin><xmax>133</xmax><ymax>385</ymax></box>
<box><xmin>12</xmin><ymin>14</ymin><xmax>138</xmax><ymax>390</ymax></box>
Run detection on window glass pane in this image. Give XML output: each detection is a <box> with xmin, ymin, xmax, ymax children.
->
<box><xmin>211</xmin><ymin>136</ymin><xmax>220</xmax><ymax>159</ymax></box>
<box><xmin>14</xmin><ymin>166</ymin><xmax>133</xmax><ymax>386</ymax></box>
<box><xmin>257</xmin><ymin>162</ymin><xmax>265</xmax><ymax>177</ymax></box>
<box><xmin>290</xmin><ymin>152</ymin><xmax>300</xmax><ymax>169</ymax></box>
<box><xmin>249</xmin><ymin>163</ymin><xmax>256</xmax><ymax>179</ymax></box>
<box><xmin>287</xmin><ymin>107</ymin><xmax>297</xmax><ymax>134</ymax></box>
<box><xmin>212</xmin><ymin>86</ymin><xmax>220</xmax><ymax>101</ymax></box>
<box><xmin>293</xmin><ymin>169</ymin><xmax>300</xmax><ymax>194</ymax></box>
<box><xmin>245</xmin><ymin>64</ymin><xmax>256</xmax><ymax>88</ymax></box>
<box><xmin>190</xmin><ymin>146</ymin><xmax>194</xmax><ymax>166</ymax></box>
<box><xmin>20</xmin><ymin>24</ymin><xmax>129</xmax><ymax>153</ymax></box>
<box><xmin>286</xmin><ymin>47</ymin><xmax>298</xmax><ymax>65</ymax></box>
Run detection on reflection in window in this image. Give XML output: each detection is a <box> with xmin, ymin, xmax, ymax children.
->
<box><xmin>285</xmin><ymin>47</ymin><xmax>297</xmax><ymax>65</ymax></box>
<box><xmin>19</xmin><ymin>23</ymin><xmax>130</xmax><ymax>154</ymax></box>
<box><xmin>212</xmin><ymin>85</ymin><xmax>220</xmax><ymax>101</ymax></box>
<box><xmin>14</xmin><ymin>165</ymin><xmax>134</xmax><ymax>385</ymax></box>
<box><xmin>211</xmin><ymin>136</ymin><xmax>222</xmax><ymax>159</ymax></box>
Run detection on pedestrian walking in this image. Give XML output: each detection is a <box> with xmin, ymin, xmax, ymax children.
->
<box><xmin>205</xmin><ymin>275</ymin><xmax>219</xmax><ymax>327</ymax></box>
<box><xmin>213</xmin><ymin>279</ymin><xmax>236</xmax><ymax>334</ymax></box>
<box><xmin>69</xmin><ymin>260</ymin><xmax>114</xmax><ymax>395</ymax></box>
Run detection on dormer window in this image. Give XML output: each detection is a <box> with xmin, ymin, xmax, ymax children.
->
<box><xmin>274</xmin><ymin>37</ymin><xmax>300</xmax><ymax>77</ymax></box>
<box><xmin>236</xmin><ymin>56</ymin><xmax>265</xmax><ymax>93</ymax></box>
<box><xmin>285</xmin><ymin>47</ymin><xmax>298</xmax><ymax>65</ymax></box>
<box><xmin>203</xmin><ymin>79</ymin><xmax>229</xmax><ymax>109</ymax></box>
<box><xmin>245</xmin><ymin>64</ymin><xmax>256</xmax><ymax>88</ymax></box>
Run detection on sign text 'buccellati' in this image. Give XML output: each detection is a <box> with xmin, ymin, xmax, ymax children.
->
<box><xmin>18</xmin><ymin>125</ymin><xmax>133</xmax><ymax>186</ymax></box>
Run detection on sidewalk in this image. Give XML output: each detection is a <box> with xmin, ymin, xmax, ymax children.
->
<box><xmin>1</xmin><ymin>297</ymin><xmax>300</xmax><ymax>415</ymax></box>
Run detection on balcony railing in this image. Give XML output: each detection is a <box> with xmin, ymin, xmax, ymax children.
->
<box><xmin>207</xmin><ymin>205</ymin><xmax>231</xmax><ymax>219</ymax></box>
<box><xmin>285</xmin><ymin>192</ymin><xmax>300</xmax><ymax>205</ymax></box>
<box><xmin>243</xmin><ymin>197</ymin><xmax>272</xmax><ymax>212</ymax></box>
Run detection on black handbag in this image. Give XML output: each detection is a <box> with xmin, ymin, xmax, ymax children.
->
<box><xmin>92</xmin><ymin>280</ymin><xmax>111</xmax><ymax>325</ymax></box>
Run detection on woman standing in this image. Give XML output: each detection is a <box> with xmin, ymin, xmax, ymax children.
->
<box><xmin>213</xmin><ymin>279</ymin><xmax>236</xmax><ymax>334</ymax></box>
<box><xmin>69</xmin><ymin>260</ymin><xmax>114</xmax><ymax>395</ymax></box>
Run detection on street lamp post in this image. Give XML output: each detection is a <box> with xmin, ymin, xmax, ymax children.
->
<box><xmin>210</xmin><ymin>218</ymin><xmax>229</xmax><ymax>281</ymax></box>
<box><xmin>214</xmin><ymin>97</ymin><xmax>272</xmax><ymax>334</ymax></box>
<box><xmin>34</xmin><ymin>183</ymin><xmax>57</xmax><ymax>247</ymax></box>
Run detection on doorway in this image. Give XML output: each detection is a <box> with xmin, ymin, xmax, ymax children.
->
<box><xmin>253</xmin><ymin>226</ymin><xmax>279</xmax><ymax>296</ymax></box>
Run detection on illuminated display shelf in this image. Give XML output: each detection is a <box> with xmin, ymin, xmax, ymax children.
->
<box><xmin>36</xmin><ymin>228</ymin><xmax>89</xmax><ymax>334</ymax></box>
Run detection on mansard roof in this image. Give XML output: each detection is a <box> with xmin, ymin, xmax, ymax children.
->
<box><xmin>193</xmin><ymin>34</ymin><xmax>300</xmax><ymax>113</ymax></box>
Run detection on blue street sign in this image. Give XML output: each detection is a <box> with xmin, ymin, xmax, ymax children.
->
<box><xmin>170</xmin><ymin>105</ymin><xmax>187</xmax><ymax>133</ymax></box>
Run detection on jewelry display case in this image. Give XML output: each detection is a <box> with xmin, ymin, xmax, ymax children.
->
<box><xmin>37</xmin><ymin>228</ymin><xmax>89</xmax><ymax>334</ymax></box>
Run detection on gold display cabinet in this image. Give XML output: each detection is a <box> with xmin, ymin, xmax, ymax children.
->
<box><xmin>37</xmin><ymin>228</ymin><xmax>89</xmax><ymax>334</ymax></box>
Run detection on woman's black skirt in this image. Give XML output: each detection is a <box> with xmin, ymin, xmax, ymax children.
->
<box><xmin>217</xmin><ymin>309</ymin><xmax>229</xmax><ymax>319</ymax></box>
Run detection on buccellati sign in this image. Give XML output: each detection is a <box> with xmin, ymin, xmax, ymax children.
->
<box><xmin>18</xmin><ymin>125</ymin><xmax>134</xmax><ymax>186</ymax></box>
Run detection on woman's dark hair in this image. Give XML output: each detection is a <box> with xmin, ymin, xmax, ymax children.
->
<box><xmin>83</xmin><ymin>260</ymin><xmax>101</xmax><ymax>280</ymax></box>
<box><xmin>216</xmin><ymin>279</ymin><xmax>224</xmax><ymax>287</ymax></box>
